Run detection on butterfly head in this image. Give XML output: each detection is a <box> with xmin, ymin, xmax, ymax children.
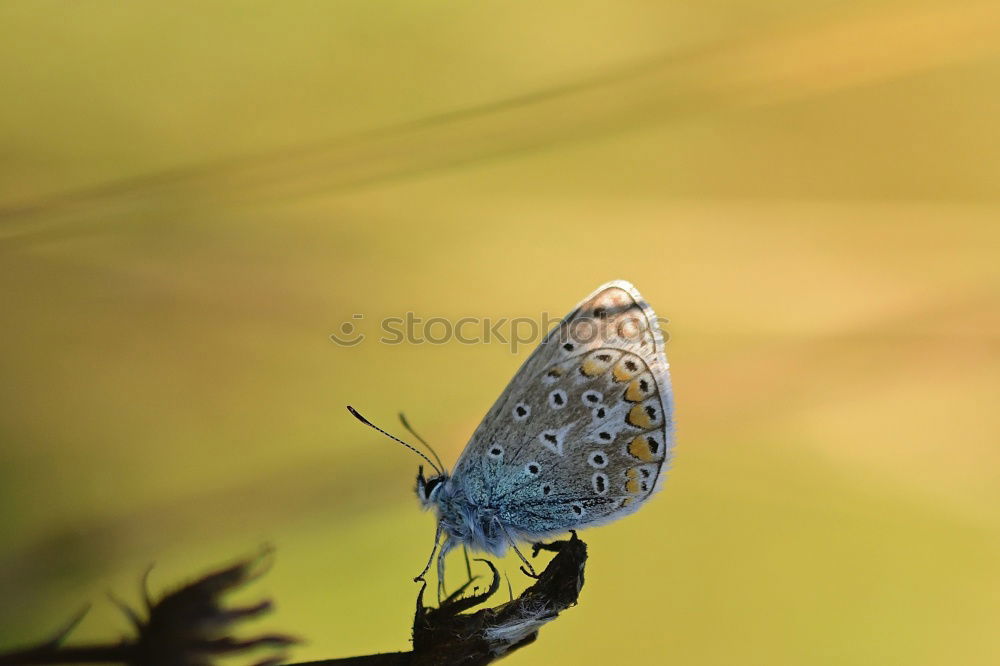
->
<box><xmin>416</xmin><ymin>465</ymin><xmax>448</xmax><ymax>508</ymax></box>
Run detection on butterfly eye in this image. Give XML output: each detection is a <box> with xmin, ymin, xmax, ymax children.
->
<box><xmin>421</xmin><ymin>476</ymin><xmax>443</xmax><ymax>500</ymax></box>
<box><xmin>571</xmin><ymin>503</ymin><xmax>586</xmax><ymax>517</ymax></box>
<box><xmin>582</xmin><ymin>390</ymin><xmax>603</xmax><ymax>405</ymax></box>
<box><xmin>487</xmin><ymin>445</ymin><xmax>504</xmax><ymax>460</ymax></box>
<box><xmin>512</xmin><ymin>402</ymin><xmax>531</xmax><ymax>422</ymax></box>
<box><xmin>591</xmin><ymin>472</ymin><xmax>609</xmax><ymax>495</ymax></box>
<box><xmin>525</xmin><ymin>462</ymin><xmax>541</xmax><ymax>476</ymax></box>
<box><xmin>542</xmin><ymin>484</ymin><xmax>552</xmax><ymax>496</ymax></box>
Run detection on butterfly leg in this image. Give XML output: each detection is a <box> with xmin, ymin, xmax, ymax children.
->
<box><xmin>455</xmin><ymin>544</ymin><xmax>489</xmax><ymax>599</ymax></box>
<box><xmin>462</xmin><ymin>544</ymin><xmax>473</xmax><ymax>583</ymax></box>
<box><xmin>414</xmin><ymin>522</ymin><xmax>443</xmax><ymax>583</ymax></box>
<box><xmin>436</xmin><ymin>537</ymin><xmax>455</xmax><ymax>604</ymax></box>
<box><xmin>499</xmin><ymin>522</ymin><xmax>538</xmax><ymax>579</ymax></box>
<box><xmin>510</xmin><ymin>540</ymin><xmax>539</xmax><ymax>579</ymax></box>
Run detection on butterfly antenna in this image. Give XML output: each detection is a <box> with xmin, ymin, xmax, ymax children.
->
<box><xmin>398</xmin><ymin>411</ymin><xmax>446</xmax><ymax>474</ymax></box>
<box><xmin>346</xmin><ymin>406</ymin><xmax>442</xmax><ymax>475</ymax></box>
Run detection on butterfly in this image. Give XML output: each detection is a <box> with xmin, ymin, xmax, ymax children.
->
<box><xmin>349</xmin><ymin>280</ymin><xmax>674</xmax><ymax>588</ymax></box>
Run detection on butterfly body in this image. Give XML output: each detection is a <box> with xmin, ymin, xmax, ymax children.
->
<box><xmin>420</xmin><ymin>481</ymin><xmax>516</xmax><ymax>557</ymax></box>
<box><xmin>413</xmin><ymin>280</ymin><xmax>675</xmax><ymax>582</ymax></box>
<box><xmin>417</xmin><ymin>467</ymin><xmax>572</xmax><ymax>559</ymax></box>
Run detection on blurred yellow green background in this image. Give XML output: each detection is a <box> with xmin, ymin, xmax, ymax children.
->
<box><xmin>1</xmin><ymin>1</ymin><xmax>998</xmax><ymax>664</ymax></box>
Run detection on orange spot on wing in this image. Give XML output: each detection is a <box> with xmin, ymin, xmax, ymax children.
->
<box><xmin>627</xmin><ymin>404</ymin><xmax>655</xmax><ymax>429</ymax></box>
<box><xmin>612</xmin><ymin>356</ymin><xmax>641</xmax><ymax>383</ymax></box>
<box><xmin>580</xmin><ymin>351</ymin><xmax>619</xmax><ymax>377</ymax></box>
<box><xmin>625</xmin><ymin>375</ymin><xmax>654</xmax><ymax>402</ymax></box>
<box><xmin>627</xmin><ymin>435</ymin><xmax>662</xmax><ymax>462</ymax></box>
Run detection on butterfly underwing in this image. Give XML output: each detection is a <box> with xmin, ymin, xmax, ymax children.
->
<box><xmin>412</xmin><ymin>280</ymin><xmax>675</xmax><ymax>583</ymax></box>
